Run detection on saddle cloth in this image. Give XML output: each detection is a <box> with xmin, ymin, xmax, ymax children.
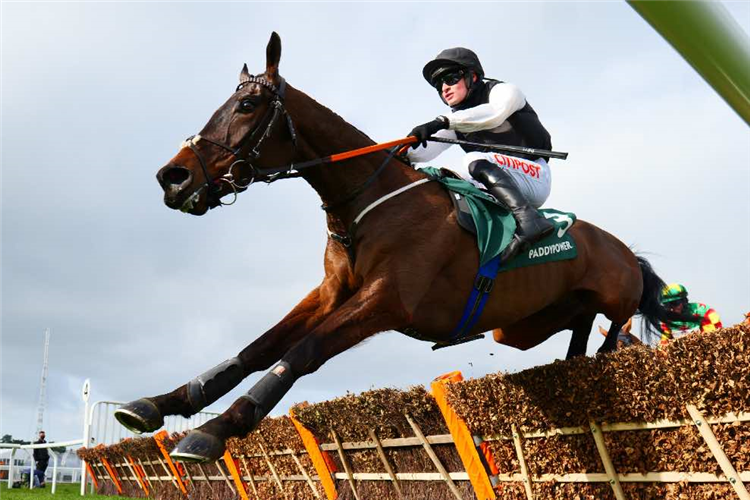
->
<box><xmin>419</xmin><ymin>167</ymin><xmax>577</xmax><ymax>269</ymax></box>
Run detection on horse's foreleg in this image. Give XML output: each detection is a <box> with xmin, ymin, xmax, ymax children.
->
<box><xmin>114</xmin><ymin>287</ymin><xmax>327</xmax><ymax>434</ymax></box>
<box><xmin>170</xmin><ymin>282</ymin><xmax>408</xmax><ymax>462</ymax></box>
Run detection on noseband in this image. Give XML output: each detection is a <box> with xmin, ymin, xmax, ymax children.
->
<box><xmin>183</xmin><ymin>76</ymin><xmax>298</xmax><ymax>209</ymax></box>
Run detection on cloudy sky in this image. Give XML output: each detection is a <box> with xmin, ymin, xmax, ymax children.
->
<box><xmin>2</xmin><ymin>2</ymin><xmax>749</xmax><ymax>445</ymax></box>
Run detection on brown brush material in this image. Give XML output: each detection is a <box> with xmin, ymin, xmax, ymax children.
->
<box><xmin>77</xmin><ymin>324</ymin><xmax>749</xmax><ymax>499</ymax></box>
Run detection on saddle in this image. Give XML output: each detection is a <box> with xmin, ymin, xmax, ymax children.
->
<box><xmin>439</xmin><ymin>168</ymin><xmax>481</xmax><ymax>236</ymax></box>
<box><xmin>417</xmin><ymin>167</ymin><xmax>579</xmax><ymax>349</ymax></box>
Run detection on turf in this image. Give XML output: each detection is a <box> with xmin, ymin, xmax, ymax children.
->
<box><xmin>0</xmin><ymin>482</ymin><xmax>138</xmax><ymax>499</ymax></box>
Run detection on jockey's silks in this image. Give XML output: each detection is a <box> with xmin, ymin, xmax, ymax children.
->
<box><xmin>451</xmin><ymin>80</ymin><xmax>552</xmax><ymax>161</ymax></box>
<box><xmin>660</xmin><ymin>303</ymin><xmax>723</xmax><ymax>344</ymax></box>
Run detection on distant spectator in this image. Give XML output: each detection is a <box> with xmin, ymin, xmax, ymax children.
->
<box><xmin>598</xmin><ymin>318</ymin><xmax>642</xmax><ymax>349</ymax></box>
<box><xmin>33</xmin><ymin>430</ymin><xmax>48</xmax><ymax>487</ymax></box>
<box><xmin>659</xmin><ymin>283</ymin><xmax>722</xmax><ymax>346</ymax></box>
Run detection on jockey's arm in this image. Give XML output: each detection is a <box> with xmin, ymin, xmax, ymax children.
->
<box><xmin>697</xmin><ymin>304</ymin><xmax>722</xmax><ymax>333</ymax></box>
<box><xmin>407</xmin><ymin>128</ymin><xmax>456</xmax><ymax>163</ymax></box>
<box><xmin>448</xmin><ymin>82</ymin><xmax>527</xmax><ymax>133</ymax></box>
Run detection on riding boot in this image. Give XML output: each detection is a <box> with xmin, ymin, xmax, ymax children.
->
<box><xmin>469</xmin><ymin>160</ymin><xmax>554</xmax><ymax>263</ymax></box>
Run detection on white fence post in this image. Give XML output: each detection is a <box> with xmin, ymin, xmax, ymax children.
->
<box><xmin>7</xmin><ymin>448</ymin><xmax>16</xmax><ymax>488</ymax></box>
<box><xmin>49</xmin><ymin>449</ymin><xmax>59</xmax><ymax>494</ymax></box>
<box><xmin>80</xmin><ymin>378</ymin><xmax>91</xmax><ymax>496</ymax></box>
<box><xmin>26</xmin><ymin>449</ymin><xmax>35</xmax><ymax>489</ymax></box>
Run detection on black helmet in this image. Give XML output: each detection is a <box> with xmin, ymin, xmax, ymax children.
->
<box><xmin>422</xmin><ymin>47</ymin><xmax>485</xmax><ymax>87</ymax></box>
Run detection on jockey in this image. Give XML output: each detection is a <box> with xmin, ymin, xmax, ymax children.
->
<box><xmin>407</xmin><ymin>47</ymin><xmax>554</xmax><ymax>262</ymax></box>
<box><xmin>659</xmin><ymin>283</ymin><xmax>722</xmax><ymax>346</ymax></box>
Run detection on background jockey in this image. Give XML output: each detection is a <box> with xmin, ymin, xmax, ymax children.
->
<box><xmin>406</xmin><ymin>47</ymin><xmax>554</xmax><ymax>262</ymax></box>
<box><xmin>659</xmin><ymin>283</ymin><xmax>722</xmax><ymax>346</ymax></box>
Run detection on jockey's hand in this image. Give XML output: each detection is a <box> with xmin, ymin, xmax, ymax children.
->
<box><xmin>408</xmin><ymin>116</ymin><xmax>449</xmax><ymax>149</ymax></box>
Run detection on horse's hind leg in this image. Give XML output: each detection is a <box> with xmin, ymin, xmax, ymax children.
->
<box><xmin>566</xmin><ymin>313</ymin><xmax>596</xmax><ymax>359</ymax></box>
<box><xmin>598</xmin><ymin>321</ymin><xmax>624</xmax><ymax>353</ymax></box>
<box><xmin>170</xmin><ymin>280</ymin><xmax>408</xmax><ymax>462</ymax></box>
<box><xmin>114</xmin><ymin>287</ymin><xmax>328</xmax><ymax>434</ymax></box>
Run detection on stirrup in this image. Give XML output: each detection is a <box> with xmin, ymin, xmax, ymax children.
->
<box><xmin>432</xmin><ymin>333</ymin><xmax>485</xmax><ymax>350</ymax></box>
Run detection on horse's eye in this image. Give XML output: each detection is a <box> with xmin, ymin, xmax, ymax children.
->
<box><xmin>239</xmin><ymin>99</ymin><xmax>256</xmax><ymax>112</ymax></box>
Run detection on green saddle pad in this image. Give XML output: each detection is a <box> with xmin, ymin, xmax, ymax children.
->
<box><xmin>419</xmin><ymin>167</ymin><xmax>577</xmax><ymax>269</ymax></box>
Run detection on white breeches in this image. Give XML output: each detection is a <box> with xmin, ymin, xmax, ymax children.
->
<box><xmin>459</xmin><ymin>151</ymin><xmax>552</xmax><ymax>208</ymax></box>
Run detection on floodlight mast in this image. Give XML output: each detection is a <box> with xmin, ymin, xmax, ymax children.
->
<box><xmin>35</xmin><ymin>328</ymin><xmax>51</xmax><ymax>436</ymax></box>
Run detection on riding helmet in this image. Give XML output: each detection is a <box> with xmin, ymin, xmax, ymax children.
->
<box><xmin>661</xmin><ymin>283</ymin><xmax>688</xmax><ymax>303</ymax></box>
<box><xmin>422</xmin><ymin>47</ymin><xmax>485</xmax><ymax>88</ymax></box>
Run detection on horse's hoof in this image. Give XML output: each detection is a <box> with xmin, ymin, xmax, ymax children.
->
<box><xmin>114</xmin><ymin>399</ymin><xmax>164</xmax><ymax>434</ymax></box>
<box><xmin>170</xmin><ymin>430</ymin><xmax>225</xmax><ymax>463</ymax></box>
<box><xmin>598</xmin><ymin>344</ymin><xmax>616</xmax><ymax>354</ymax></box>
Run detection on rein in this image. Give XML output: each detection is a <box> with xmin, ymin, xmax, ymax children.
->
<box><xmin>183</xmin><ymin>73</ymin><xmax>418</xmax><ymax>212</ymax></box>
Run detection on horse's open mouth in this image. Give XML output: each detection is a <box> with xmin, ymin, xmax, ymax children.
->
<box><xmin>161</xmin><ymin>185</ymin><xmax>207</xmax><ymax>215</ymax></box>
<box><xmin>179</xmin><ymin>190</ymin><xmax>202</xmax><ymax>213</ymax></box>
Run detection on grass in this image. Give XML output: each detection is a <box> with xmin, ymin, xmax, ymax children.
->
<box><xmin>0</xmin><ymin>482</ymin><xmax>138</xmax><ymax>499</ymax></box>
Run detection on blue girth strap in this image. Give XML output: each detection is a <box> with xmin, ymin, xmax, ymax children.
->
<box><xmin>434</xmin><ymin>255</ymin><xmax>501</xmax><ymax>350</ymax></box>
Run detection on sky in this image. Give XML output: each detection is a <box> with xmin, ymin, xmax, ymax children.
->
<box><xmin>2</xmin><ymin>2</ymin><xmax>749</xmax><ymax>445</ymax></box>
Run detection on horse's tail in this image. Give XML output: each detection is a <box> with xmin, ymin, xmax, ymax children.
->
<box><xmin>636</xmin><ymin>255</ymin><xmax>702</xmax><ymax>342</ymax></box>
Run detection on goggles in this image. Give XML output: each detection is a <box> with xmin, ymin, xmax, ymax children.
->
<box><xmin>433</xmin><ymin>69</ymin><xmax>465</xmax><ymax>89</ymax></box>
<box><xmin>666</xmin><ymin>299</ymin><xmax>687</xmax><ymax>309</ymax></box>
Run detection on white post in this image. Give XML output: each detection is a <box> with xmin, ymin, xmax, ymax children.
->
<box><xmin>80</xmin><ymin>379</ymin><xmax>91</xmax><ymax>496</ymax></box>
<box><xmin>26</xmin><ymin>449</ymin><xmax>35</xmax><ymax>489</ymax></box>
<box><xmin>7</xmin><ymin>448</ymin><xmax>16</xmax><ymax>488</ymax></box>
<box><xmin>49</xmin><ymin>449</ymin><xmax>59</xmax><ymax>494</ymax></box>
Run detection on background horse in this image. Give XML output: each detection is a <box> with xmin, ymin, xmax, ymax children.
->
<box><xmin>115</xmin><ymin>33</ymin><xmax>688</xmax><ymax>462</ymax></box>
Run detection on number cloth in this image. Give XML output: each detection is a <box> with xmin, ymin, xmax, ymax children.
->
<box><xmin>419</xmin><ymin>167</ymin><xmax>576</xmax><ymax>269</ymax></box>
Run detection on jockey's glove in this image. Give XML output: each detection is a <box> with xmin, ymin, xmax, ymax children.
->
<box><xmin>408</xmin><ymin>116</ymin><xmax>449</xmax><ymax>149</ymax></box>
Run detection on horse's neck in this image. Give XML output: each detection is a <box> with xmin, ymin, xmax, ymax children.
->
<box><xmin>287</xmin><ymin>87</ymin><xmax>420</xmax><ymax>226</ymax></box>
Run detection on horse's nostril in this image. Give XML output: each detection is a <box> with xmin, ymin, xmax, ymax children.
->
<box><xmin>162</xmin><ymin>166</ymin><xmax>190</xmax><ymax>186</ymax></box>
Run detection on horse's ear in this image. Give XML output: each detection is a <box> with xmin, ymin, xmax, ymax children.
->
<box><xmin>239</xmin><ymin>63</ymin><xmax>251</xmax><ymax>84</ymax></box>
<box><xmin>623</xmin><ymin>317</ymin><xmax>633</xmax><ymax>333</ymax></box>
<box><xmin>265</xmin><ymin>31</ymin><xmax>281</xmax><ymax>81</ymax></box>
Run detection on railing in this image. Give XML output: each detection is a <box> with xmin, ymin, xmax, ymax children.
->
<box><xmin>0</xmin><ymin>380</ymin><xmax>220</xmax><ymax>496</ymax></box>
<box><xmin>84</xmin><ymin>401</ymin><xmax>218</xmax><ymax>447</ymax></box>
<box><xmin>1</xmin><ymin>439</ymin><xmax>84</xmax><ymax>494</ymax></box>
<box><xmin>0</xmin><ymin>464</ymin><xmax>82</xmax><ymax>483</ymax></box>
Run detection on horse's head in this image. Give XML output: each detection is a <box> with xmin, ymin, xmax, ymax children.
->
<box><xmin>156</xmin><ymin>32</ymin><xmax>297</xmax><ymax>215</ymax></box>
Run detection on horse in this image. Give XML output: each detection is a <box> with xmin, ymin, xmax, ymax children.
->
<box><xmin>114</xmin><ymin>32</ymin><xmax>686</xmax><ymax>462</ymax></box>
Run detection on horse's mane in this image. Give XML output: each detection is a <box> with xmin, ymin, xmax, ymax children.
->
<box><xmin>295</xmin><ymin>87</ymin><xmax>412</xmax><ymax>167</ymax></box>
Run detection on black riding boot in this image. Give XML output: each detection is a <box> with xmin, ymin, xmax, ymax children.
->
<box><xmin>469</xmin><ymin>160</ymin><xmax>554</xmax><ymax>263</ymax></box>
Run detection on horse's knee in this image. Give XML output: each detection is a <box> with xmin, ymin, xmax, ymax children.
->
<box><xmin>491</xmin><ymin>328</ymin><xmax>505</xmax><ymax>343</ymax></box>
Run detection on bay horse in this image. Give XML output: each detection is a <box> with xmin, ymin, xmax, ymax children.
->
<box><xmin>115</xmin><ymin>33</ymin><xmax>685</xmax><ymax>462</ymax></box>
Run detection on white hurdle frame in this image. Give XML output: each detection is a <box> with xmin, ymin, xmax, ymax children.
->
<box><xmin>78</xmin><ymin>379</ymin><xmax>220</xmax><ymax>496</ymax></box>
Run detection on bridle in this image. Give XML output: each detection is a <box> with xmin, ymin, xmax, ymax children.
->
<box><xmin>181</xmin><ymin>74</ymin><xmax>405</xmax><ymax>215</ymax></box>
<box><xmin>178</xmin><ymin>74</ymin><xmax>433</xmax><ymax>263</ymax></box>
<box><xmin>182</xmin><ymin>75</ymin><xmax>298</xmax><ymax>210</ymax></box>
